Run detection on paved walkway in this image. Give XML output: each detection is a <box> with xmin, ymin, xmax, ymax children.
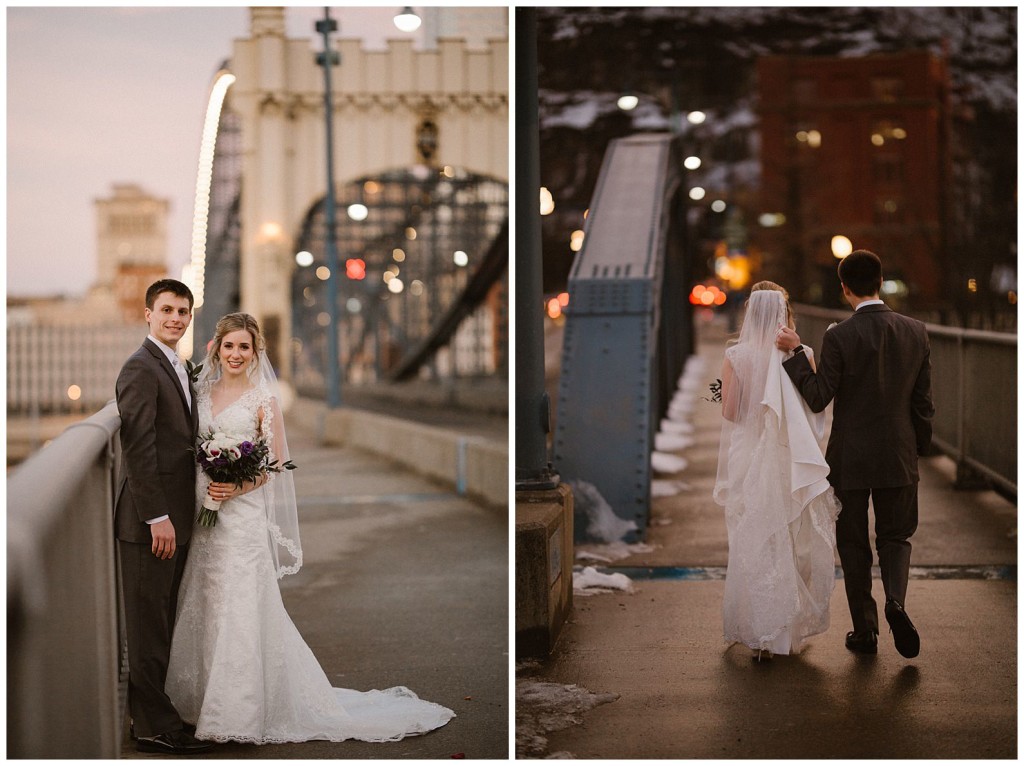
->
<box><xmin>124</xmin><ymin>418</ymin><xmax>508</xmax><ymax>760</ymax></box>
<box><xmin>519</xmin><ymin>314</ymin><xmax>1016</xmax><ymax>759</ymax></box>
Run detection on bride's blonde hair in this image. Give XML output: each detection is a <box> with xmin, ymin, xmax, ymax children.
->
<box><xmin>208</xmin><ymin>312</ymin><xmax>266</xmax><ymax>374</ymax></box>
<box><xmin>749</xmin><ymin>280</ymin><xmax>794</xmax><ymax>330</ymax></box>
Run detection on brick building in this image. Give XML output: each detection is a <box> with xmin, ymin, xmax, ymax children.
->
<box><xmin>756</xmin><ymin>51</ymin><xmax>953</xmax><ymax>309</ymax></box>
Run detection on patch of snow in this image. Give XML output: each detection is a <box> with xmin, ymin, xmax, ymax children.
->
<box><xmin>572</xmin><ymin>565</ymin><xmax>635</xmax><ymax>595</ymax></box>
<box><xmin>654</xmin><ymin>432</ymin><xmax>695</xmax><ymax>452</ymax></box>
<box><xmin>651</xmin><ymin>479</ymin><xmax>690</xmax><ymax>497</ymax></box>
<box><xmin>516</xmin><ymin>678</ymin><xmax>619</xmax><ymax>758</ymax></box>
<box><xmin>660</xmin><ymin>419</ymin><xmax>695</xmax><ymax>435</ymax></box>
<box><xmin>576</xmin><ymin>541</ymin><xmax>655</xmax><ymax>564</ymax></box>
<box><xmin>652</xmin><ymin>451</ymin><xmax>688</xmax><ymax>474</ymax></box>
<box><xmin>568</xmin><ymin>479</ymin><xmax>638</xmax><ymax>543</ymax></box>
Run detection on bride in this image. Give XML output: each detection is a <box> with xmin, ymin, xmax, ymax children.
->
<box><xmin>714</xmin><ymin>283</ymin><xmax>841</xmax><ymax>658</ymax></box>
<box><xmin>165</xmin><ymin>312</ymin><xmax>455</xmax><ymax>743</ymax></box>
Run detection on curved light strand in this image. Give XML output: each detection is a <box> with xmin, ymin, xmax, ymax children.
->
<box><xmin>187</xmin><ymin>70</ymin><xmax>236</xmax><ymax>312</ymax></box>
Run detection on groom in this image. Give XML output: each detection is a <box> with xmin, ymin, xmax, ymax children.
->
<box><xmin>776</xmin><ymin>250</ymin><xmax>934</xmax><ymax>659</ymax></box>
<box><xmin>115</xmin><ymin>279</ymin><xmax>212</xmax><ymax>754</ymax></box>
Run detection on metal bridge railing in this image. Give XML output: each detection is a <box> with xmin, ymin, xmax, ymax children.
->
<box><xmin>794</xmin><ymin>304</ymin><xmax>1017</xmax><ymax>497</ymax></box>
<box><xmin>7</xmin><ymin>400</ymin><xmax>126</xmax><ymax>758</ymax></box>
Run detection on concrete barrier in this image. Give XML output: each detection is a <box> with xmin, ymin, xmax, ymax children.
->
<box><xmin>515</xmin><ymin>484</ymin><xmax>574</xmax><ymax>659</ymax></box>
<box><xmin>289</xmin><ymin>397</ymin><xmax>508</xmax><ymax>508</ymax></box>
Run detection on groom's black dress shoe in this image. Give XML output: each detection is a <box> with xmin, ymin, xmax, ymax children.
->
<box><xmin>136</xmin><ymin>729</ymin><xmax>214</xmax><ymax>755</ymax></box>
<box><xmin>845</xmin><ymin>630</ymin><xmax>878</xmax><ymax>654</ymax></box>
<box><xmin>885</xmin><ymin>599</ymin><xmax>920</xmax><ymax>658</ymax></box>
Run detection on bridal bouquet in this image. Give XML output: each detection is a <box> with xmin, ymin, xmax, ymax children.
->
<box><xmin>195</xmin><ymin>430</ymin><xmax>296</xmax><ymax>527</ymax></box>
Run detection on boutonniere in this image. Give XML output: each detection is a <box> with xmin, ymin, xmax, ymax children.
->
<box><xmin>185</xmin><ymin>360</ymin><xmax>204</xmax><ymax>384</ymax></box>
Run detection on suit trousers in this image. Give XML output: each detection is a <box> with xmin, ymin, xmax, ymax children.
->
<box><xmin>834</xmin><ymin>484</ymin><xmax>919</xmax><ymax>634</ymax></box>
<box><xmin>118</xmin><ymin>539</ymin><xmax>189</xmax><ymax>738</ymax></box>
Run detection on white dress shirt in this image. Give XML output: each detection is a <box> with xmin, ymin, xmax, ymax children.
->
<box><xmin>855</xmin><ymin>299</ymin><xmax>885</xmax><ymax>310</ymax></box>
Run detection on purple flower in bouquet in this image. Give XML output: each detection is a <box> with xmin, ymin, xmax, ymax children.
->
<box><xmin>193</xmin><ymin>429</ymin><xmax>296</xmax><ymax>527</ymax></box>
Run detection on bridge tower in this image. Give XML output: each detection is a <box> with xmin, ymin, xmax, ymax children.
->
<box><xmin>191</xmin><ymin>7</ymin><xmax>508</xmax><ymax>379</ymax></box>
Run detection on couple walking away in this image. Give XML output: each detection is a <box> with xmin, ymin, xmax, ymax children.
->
<box><xmin>715</xmin><ymin>250</ymin><xmax>934</xmax><ymax>660</ymax></box>
<box><xmin>115</xmin><ymin>279</ymin><xmax>454</xmax><ymax>755</ymax></box>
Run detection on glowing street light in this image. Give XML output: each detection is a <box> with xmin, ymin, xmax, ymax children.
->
<box><xmin>295</xmin><ymin>251</ymin><xmax>314</xmax><ymax>267</ymax></box>
<box><xmin>540</xmin><ymin>186</ymin><xmax>555</xmax><ymax>215</ymax></box>
<box><xmin>831</xmin><ymin>235</ymin><xmax>853</xmax><ymax>259</ymax></box>
<box><xmin>617</xmin><ymin>94</ymin><xmax>639</xmax><ymax>111</ymax></box>
<box><xmin>683</xmin><ymin>156</ymin><xmax>701</xmax><ymax>170</ymax></box>
<box><xmin>687</xmin><ymin>110</ymin><xmax>706</xmax><ymax>124</ymax></box>
<box><xmin>393</xmin><ymin>6</ymin><xmax>421</xmax><ymax>32</ymax></box>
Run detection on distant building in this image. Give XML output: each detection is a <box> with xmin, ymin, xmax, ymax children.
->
<box><xmin>7</xmin><ymin>183</ymin><xmax>171</xmax><ymax>415</ymax></box>
<box><xmin>756</xmin><ymin>51</ymin><xmax>953</xmax><ymax>309</ymax></box>
<box><xmin>94</xmin><ymin>183</ymin><xmax>171</xmax><ymax>323</ymax></box>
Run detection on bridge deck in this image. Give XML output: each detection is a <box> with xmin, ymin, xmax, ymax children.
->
<box><xmin>519</xmin><ymin>314</ymin><xmax>1016</xmax><ymax>759</ymax></box>
<box><xmin>121</xmin><ymin>416</ymin><xmax>508</xmax><ymax>759</ymax></box>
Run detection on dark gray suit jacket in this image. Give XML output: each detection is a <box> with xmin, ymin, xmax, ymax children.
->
<box><xmin>783</xmin><ymin>303</ymin><xmax>935</xmax><ymax>491</ymax></box>
<box><xmin>114</xmin><ymin>339</ymin><xmax>199</xmax><ymax>545</ymax></box>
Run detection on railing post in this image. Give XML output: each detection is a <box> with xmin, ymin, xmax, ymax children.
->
<box><xmin>514</xmin><ymin>6</ymin><xmax>558</xmax><ymax>490</ymax></box>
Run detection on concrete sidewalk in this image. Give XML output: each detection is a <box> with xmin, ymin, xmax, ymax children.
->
<box><xmin>518</xmin><ymin>315</ymin><xmax>1017</xmax><ymax>759</ymax></box>
<box><xmin>124</xmin><ymin>419</ymin><xmax>508</xmax><ymax>760</ymax></box>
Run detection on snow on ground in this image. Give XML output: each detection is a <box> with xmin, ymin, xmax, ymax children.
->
<box><xmin>652</xmin><ymin>479</ymin><xmax>691</xmax><ymax>497</ymax></box>
<box><xmin>515</xmin><ymin>675</ymin><xmax>620</xmax><ymax>758</ymax></box>
<box><xmin>659</xmin><ymin>418</ymin><xmax>694</xmax><ymax>435</ymax></box>
<box><xmin>650</xmin><ymin>354</ymin><xmax>707</xmax><ymax>489</ymax></box>
<box><xmin>572</xmin><ymin>565</ymin><xmax>634</xmax><ymax>596</ymax></box>
<box><xmin>651</xmin><ymin>452</ymin><xmax>688</xmax><ymax>473</ymax></box>
<box><xmin>567</xmin><ymin>479</ymin><xmax>638</xmax><ymax>542</ymax></box>
<box><xmin>575</xmin><ymin>540</ymin><xmax>656</xmax><ymax>564</ymax></box>
<box><xmin>654</xmin><ymin>432</ymin><xmax>695</xmax><ymax>452</ymax></box>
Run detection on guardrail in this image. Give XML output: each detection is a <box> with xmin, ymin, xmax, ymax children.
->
<box><xmin>7</xmin><ymin>400</ymin><xmax>126</xmax><ymax>758</ymax></box>
<box><xmin>794</xmin><ymin>304</ymin><xmax>1017</xmax><ymax>497</ymax></box>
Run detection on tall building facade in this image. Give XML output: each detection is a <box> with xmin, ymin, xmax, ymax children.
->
<box><xmin>756</xmin><ymin>51</ymin><xmax>952</xmax><ymax>309</ymax></box>
<box><xmin>94</xmin><ymin>183</ymin><xmax>171</xmax><ymax>323</ymax></box>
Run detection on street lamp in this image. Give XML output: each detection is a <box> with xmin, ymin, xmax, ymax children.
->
<box><xmin>316</xmin><ymin>8</ymin><xmax>342</xmax><ymax>408</ymax></box>
<box><xmin>831</xmin><ymin>235</ymin><xmax>853</xmax><ymax>260</ymax></box>
<box><xmin>394</xmin><ymin>6</ymin><xmax>421</xmax><ymax>32</ymax></box>
<box><xmin>617</xmin><ymin>93</ymin><xmax>639</xmax><ymax>111</ymax></box>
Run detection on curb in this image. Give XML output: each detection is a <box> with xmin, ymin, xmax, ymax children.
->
<box><xmin>289</xmin><ymin>397</ymin><xmax>508</xmax><ymax>509</ymax></box>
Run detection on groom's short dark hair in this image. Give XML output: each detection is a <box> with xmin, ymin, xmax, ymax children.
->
<box><xmin>838</xmin><ymin>250</ymin><xmax>882</xmax><ymax>297</ymax></box>
<box><xmin>146</xmin><ymin>279</ymin><xmax>194</xmax><ymax>310</ymax></box>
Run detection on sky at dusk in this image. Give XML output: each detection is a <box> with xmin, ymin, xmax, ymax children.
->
<box><xmin>7</xmin><ymin>5</ymin><xmax>429</xmax><ymax>298</ymax></box>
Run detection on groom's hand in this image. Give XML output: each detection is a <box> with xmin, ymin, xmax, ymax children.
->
<box><xmin>150</xmin><ymin>519</ymin><xmax>177</xmax><ymax>559</ymax></box>
<box><xmin>776</xmin><ymin>326</ymin><xmax>801</xmax><ymax>352</ymax></box>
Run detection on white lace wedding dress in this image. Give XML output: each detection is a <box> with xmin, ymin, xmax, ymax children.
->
<box><xmin>165</xmin><ymin>383</ymin><xmax>455</xmax><ymax>743</ymax></box>
<box><xmin>714</xmin><ymin>291</ymin><xmax>841</xmax><ymax>656</ymax></box>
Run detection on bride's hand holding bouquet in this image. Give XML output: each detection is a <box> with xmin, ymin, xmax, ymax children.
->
<box><xmin>195</xmin><ymin>430</ymin><xmax>296</xmax><ymax>527</ymax></box>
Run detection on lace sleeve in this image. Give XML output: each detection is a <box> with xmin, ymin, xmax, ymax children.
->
<box><xmin>255</xmin><ymin>385</ymin><xmax>301</xmax><ymax>578</ymax></box>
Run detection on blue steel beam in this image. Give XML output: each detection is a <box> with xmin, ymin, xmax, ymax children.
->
<box><xmin>554</xmin><ymin>134</ymin><xmax>690</xmax><ymax>542</ymax></box>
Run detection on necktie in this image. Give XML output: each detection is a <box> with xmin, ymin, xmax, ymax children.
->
<box><xmin>171</xmin><ymin>357</ymin><xmax>192</xmax><ymax>409</ymax></box>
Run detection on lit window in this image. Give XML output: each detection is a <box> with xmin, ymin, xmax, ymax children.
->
<box><xmin>871</xmin><ymin>77</ymin><xmax>904</xmax><ymax>102</ymax></box>
<box><xmin>871</xmin><ymin>120</ymin><xmax>907</xmax><ymax>147</ymax></box>
<box><xmin>794</xmin><ymin>125</ymin><xmax>822</xmax><ymax>149</ymax></box>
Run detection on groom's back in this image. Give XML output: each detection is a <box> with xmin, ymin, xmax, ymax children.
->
<box><xmin>826</xmin><ymin>305</ymin><xmax>933</xmax><ymax>490</ymax></box>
